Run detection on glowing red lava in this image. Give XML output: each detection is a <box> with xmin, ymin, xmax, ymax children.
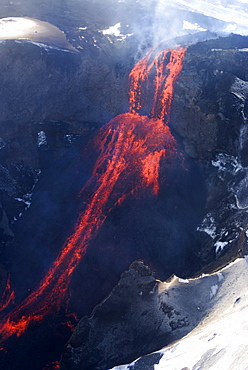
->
<box><xmin>0</xmin><ymin>47</ymin><xmax>186</xmax><ymax>343</ymax></box>
<box><xmin>43</xmin><ymin>360</ymin><xmax>60</xmax><ymax>370</ymax></box>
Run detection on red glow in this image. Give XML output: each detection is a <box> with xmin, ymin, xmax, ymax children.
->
<box><xmin>129</xmin><ymin>48</ymin><xmax>186</xmax><ymax>121</ymax></box>
<box><xmin>0</xmin><ymin>47</ymin><xmax>186</xmax><ymax>343</ymax></box>
<box><xmin>0</xmin><ymin>276</ymin><xmax>15</xmax><ymax>314</ymax></box>
<box><xmin>43</xmin><ymin>361</ymin><xmax>60</xmax><ymax>370</ymax></box>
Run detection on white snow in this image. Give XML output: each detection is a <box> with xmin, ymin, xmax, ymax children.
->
<box><xmin>178</xmin><ymin>278</ymin><xmax>189</xmax><ymax>283</ymax></box>
<box><xmin>14</xmin><ymin>39</ymin><xmax>73</xmax><ymax>52</ymax></box>
<box><xmin>0</xmin><ymin>17</ymin><xmax>75</xmax><ymax>51</ymax></box>
<box><xmin>37</xmin><ymin>131</ymin><xmax>47</xmax><ymax>147</ymax></box>
<box><xmin>197</xmin><ymin>213</ymin><xmax>216</xmax><ymax>238</ymax></box>
<box><xmin>210</xmin><ymin>284</ymin><xmax>219</xmax><ymax>299</ymax></box>
<box><xmin>215</xmin><ymin>241</ymin><xmax>228</xmax><ymax>254</ymax></box>
<box><xmin>111</xmin><ymin>257</ymin><xmax>248</xmax><ymax>370</ymax></box>
<box><xmin>27</xmin><ymin>40</ymin><xmax>73</xmax><ymax>52</ymax></box>
<box><xmin>211</xmin><ymin>154</ymin><xmax>242</xmax><ymax>176</ymax></box>
<box><xmin>102</xmin><ymin>23</ymin><xmax>122</xmax><ymax>37</ymax></box>
<box><xmin>101</xmin><ymin>23</ymin><xmax>133</xmax><ymax>42</ymax></box>
<box><xmin>0</xmin><ymin>17</ymin><xmax>37</xmax><ymax>39</ymax></box>
<box><xmin>160</xmin><ymin>0</ymin><xmax>248</xmax><ymax>34</ymax></box>
<box><xmin>183</xmin><ymin>20</ymin><xmax>206</xmax><ymax>31</ymax></box>
<box><xmin>152</xmin><ymin>305</ymin><xmax>248</xmax><ymax>370</ymax></box>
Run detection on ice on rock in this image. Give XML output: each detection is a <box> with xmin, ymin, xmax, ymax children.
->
<box><xmin>37</xmin><ymin>131</ymin><xmax>47</xmax><ymax>148</ymax></box>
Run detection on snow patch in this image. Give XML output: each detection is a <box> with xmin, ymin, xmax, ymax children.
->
<box><xmin>111</xmin><ymin>258</ymin><xmax>248</xmax><ymax>370</ymax></box>
<box><xmin>210</xmin><ymin>284</ymin><xmax>219</xmax><ymax>299</ymax></box>
<box><xmin>215</xmin><ymin>241</ymin><xmax>228</xmax><ymax>254</ymax></box>
<box><xmin>211</xmin><ymin>153</ymin><xmax>242</xmax><ymax>178</ymax></box>
<box><xmin>102</xmin><ymin>23</ymin><xmax>121</xmax><ymax>37</ymax></box>
<box><xmin>100</xmin><ymin>23</ymin><xmax>133</xmax><ymax>42</ymax></box>
<box><xmin>183</xmin><ymin>20</ymin><xmax>206</xmax><ymax>31</ymax></box>
<box><xmin>178</xmin><ymin>278</ymin><xmax>189</xmax><ymax>284</ymax></box>
<box><xmin>12</xmin><ymin>169</ymin><xmax>41</xmax><ymax>221</ymax></box>
<box><xmin>197</xmin><ymin>213</ymin><xmax>216</xmax><ymax>238</ymax></box>
<box><xmin>15</xmin><ymin>39</ymin><xmax>74</xmax><ymax>53</ymax></box>
<box><xmin>37</xmin><ymin>131</ymin><xmax>47</xmax><ymax>148</ymax></box>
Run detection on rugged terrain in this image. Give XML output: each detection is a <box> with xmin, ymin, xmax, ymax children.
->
<box><xmin>0</xmin><ymin>1</ymin><xmax>247</xmax><ymax>369</ymax></box>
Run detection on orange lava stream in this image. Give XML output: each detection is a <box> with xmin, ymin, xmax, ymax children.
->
<box><xmin>129</xmin><ymin>48</ymin><xmax>186</xmax><ymax>120</ymax></box>
<box><xmin>0</xmin><ymin>47</ymin><xmax>186</xmax><ymax>343</ymax></box>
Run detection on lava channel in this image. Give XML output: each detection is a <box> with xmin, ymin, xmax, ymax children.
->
<box><xmin>0</xmin><ymin>47</ymin><xmax>186</xmax><ymax>343</ymax></box>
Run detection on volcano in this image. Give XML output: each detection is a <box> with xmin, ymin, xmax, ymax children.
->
<box><xmin>0</xmin><ymin>1</ymin><xmax>248</xmax><ymax>370</ymax></box>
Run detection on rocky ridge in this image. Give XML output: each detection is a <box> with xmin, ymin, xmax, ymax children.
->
<box><xmin>61</xmin><ymin>256</ymin><xmax>248</xmax><ymax>370</ymax></box>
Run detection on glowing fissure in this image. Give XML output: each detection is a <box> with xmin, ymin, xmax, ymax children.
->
<box><xmin>0</xmin><ymin>47</ymin><xmax>186</xmax><ymax>343</ymax></box>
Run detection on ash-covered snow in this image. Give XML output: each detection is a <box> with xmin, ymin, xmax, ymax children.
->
<box><xmin>111</xmin><ymin>257</ymin><xmax>248</xmax><ymax>370</ymax></box>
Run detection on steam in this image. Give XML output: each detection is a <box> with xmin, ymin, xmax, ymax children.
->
<box><xmin>133</xmin><ymin>0</ymin><xmax>248</xmax><ymax>48</ymax></box>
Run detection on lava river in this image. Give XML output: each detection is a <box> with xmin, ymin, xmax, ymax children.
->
<box><xmin>0</xmin><ymin>48</ymin><xmax>186</xmax><ymax>344</ymax></box>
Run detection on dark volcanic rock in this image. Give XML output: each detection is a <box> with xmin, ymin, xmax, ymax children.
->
<box><xmin>60</xmin><ymin>259</ymin><xmax>231</xmax><ymax>370</ymax></box>
<box><xmin>0</xmin><ymin>20</ymin><xmax>133</xmax><ymax>248</ymax></box>
<box><xmin>0</xmin><ymin>201</ymin><xmax>13</xmax><ymax>246</ymax></box>
<box><xmin>60</xmin><ymin>262</ymin><xmax>197</xmax><ymax>370</ymax></box>
<box><xmin>0</xmin><ymin>39</ymin><xmax>127</xmax><ymax>125</ymax></box>
<box><xmin>170</xmin><ymin>34</ymin><xmax>248</xmax><ymax>269</ymax></box>
<box><xmin>171</xmin><ymin>34</ymin><xmax>248</xmax><ymax>161</ymax></box>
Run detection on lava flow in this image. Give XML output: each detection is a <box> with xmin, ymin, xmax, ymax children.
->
<box><xmin>0</xmin><ymin>47</ymin><xmax>186</xmax><ymax>343</ymax></box>
<box><xmin>0</xmin><ymin>276</ymin><xmax>15</xmax><ymax>314</ymax></box>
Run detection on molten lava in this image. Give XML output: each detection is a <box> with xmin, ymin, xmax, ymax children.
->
<box><xmin>0</xmin><ymin>47</ymin><xmax>186</xmax><ymax>343</ymax></box>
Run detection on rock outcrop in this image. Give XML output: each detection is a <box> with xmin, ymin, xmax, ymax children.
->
<box><xmin>171</xmin><ymin>34</ymin><xmax>248</xmax><ymax>162</ymax></box>
<box><xmin>109</xmin><ymin>257</ymin><xmax>248</xmax><ymax>370</ymax></box>
<box><xmin>61</xmin><ymin>257</ymin><xmax>248</xmax><ymax>370</ymax></box>
<box><xmin>170</xmin><ymin>35</ymin><xmax>248</xmax><ymax>269</ymax></box>
<box><xmin>60</xmin><ymin>261</ymin><xmax>196</xmax><ymax>370</ymax></box>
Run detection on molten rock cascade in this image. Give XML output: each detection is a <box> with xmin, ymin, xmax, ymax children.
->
<box><xmin>0</xmin><ymin>47</ymin><xmax>185</xmax><ymax>361</ymax></box>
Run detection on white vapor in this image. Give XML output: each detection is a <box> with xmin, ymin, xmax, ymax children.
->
<box><xmin>157</xmin><ymin>0</ymin><xmax>248</xmax><ymax>34</ymax></box>
<box><xmin>134</xmin><ymin>0</ymin><xmax>248</xmax><ymax>47</ymax></box>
